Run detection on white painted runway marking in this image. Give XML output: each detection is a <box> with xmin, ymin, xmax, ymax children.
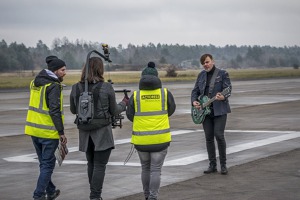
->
<box><xmin>3</xmin><ymin>130</ymin><xmax>300</xmax><ymax>166</ymax></box>
<box><xmin>164</xmin><ymin>131</ymin><xmax>300</xmax><ymax>166</ymax></box>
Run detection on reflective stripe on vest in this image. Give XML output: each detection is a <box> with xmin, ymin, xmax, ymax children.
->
<box><xmin>131</xmin><ymin>88</ymin><xmax>171</xmax><ymax>145</ymax></box>
<box><xmin>25</xmin><ymin>80</ymin><xmax>64</xmax><ymax>139</ymax></box>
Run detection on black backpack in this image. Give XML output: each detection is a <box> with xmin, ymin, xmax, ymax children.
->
<box><xmin>76</xmin><ymin>82</ymin><xmax>102</xmax><ymax>124</ymax></box>
<box><xmin>75</xmin><ymin>81</ymin><xmax>112</xmax><ymax>131</ymax></box>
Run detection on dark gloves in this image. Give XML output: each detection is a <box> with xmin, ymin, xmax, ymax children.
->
<box><xmin>122</xmin><ymin>96</ymin><xmax>129</xmax><ymax>106</ymax></box>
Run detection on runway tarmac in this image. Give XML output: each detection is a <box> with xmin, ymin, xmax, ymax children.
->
<box><xmin>0</xmin><ymin>78</ymin><xmax>300</xmax><ymax>200</ymax></box>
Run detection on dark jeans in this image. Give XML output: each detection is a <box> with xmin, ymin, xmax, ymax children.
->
<box><xmin>86</xmin><ymin>137</ymin><xmax>112</xmax><ymax>199</ymax></box>
<box><xmin>31</xmin><ymin>136</ymin><xmax>59</xmax><ymax>199</ymax></box>
<box><xmin>202</xmin><ymin>114</ymin><xmax>227</xmax><ymax>166</ymax></box>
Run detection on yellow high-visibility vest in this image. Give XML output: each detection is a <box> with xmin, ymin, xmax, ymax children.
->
<box><xmin>131</xmin><ymin>88</ymin><xmax>171</xmax><ymax>145</ymax></box>
<box><xmin>25</xmin><ymin>80</ymin><xmax>64</xmax><ymax>139</ymax></box>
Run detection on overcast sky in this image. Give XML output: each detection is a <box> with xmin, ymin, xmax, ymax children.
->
<box><xmin>1</xmin><ymin>0</ymin><xmax>299</xmax><ymax>48</ymax></box>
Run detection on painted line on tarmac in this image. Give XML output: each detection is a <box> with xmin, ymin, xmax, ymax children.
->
<box><xmin>2</xmin><ymin>129</ymin><xmax>198</xmax><ymax>165</ymax></box>
<box><xmin>164</xmin><ymin>131</ymin><xmax>300</xmax><ymax>166</ymax></box>
<box><xmin>3</xmin><ymin>130</ymin><xmax>300</xmax><ymax>166</ymax></box>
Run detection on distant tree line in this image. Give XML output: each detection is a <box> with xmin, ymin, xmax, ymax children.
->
<box><xmin>0</xmin><ymin>37</ymin><xmax>299</xmax><ymax>72</ymax></box>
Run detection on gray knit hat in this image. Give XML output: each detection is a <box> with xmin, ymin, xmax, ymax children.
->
<box><xmin>141</xmin><ymin>62</ymin><xmax>158</xmax><ymax>77</ymax></box>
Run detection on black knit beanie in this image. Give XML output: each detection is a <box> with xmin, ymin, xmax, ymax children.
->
<box><xmin>141</xmin><ymin>61</ymin><xmax>158</xmax><ymax>77</ymax></box>
<box><xmin>46</xmin><ymin>56</ymin><xmax>66</xmax><ymax>72</ymax></box>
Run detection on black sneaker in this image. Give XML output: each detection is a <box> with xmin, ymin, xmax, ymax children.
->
<box><xmin>47</xmin><ymin>189</ymin><xmax>60</xmax><ymax>200</ymax></box>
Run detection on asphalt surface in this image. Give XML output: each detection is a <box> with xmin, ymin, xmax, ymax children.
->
<box><xmin>116</xmin><ymin>148</ymin><xmax>300</xmax><ymax>200</ymax></box>
<box><xmin>0</xmin><ymin>78</ymin><xmax>300</xmax><ymax>200</ymax></box>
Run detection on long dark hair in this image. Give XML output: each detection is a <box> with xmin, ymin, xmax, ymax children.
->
<box><xmin>80</xmin><ymin>57</ymin><xmax>104</xmax><ymax>83</ymax></box>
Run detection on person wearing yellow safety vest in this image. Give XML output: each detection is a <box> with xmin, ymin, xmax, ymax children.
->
<box><xmin>126</xmin><ymin>62</ymin><xmax>176</xmax><ymax>200</ymax></box>
<box><xmin>25</xmin><ymin>56</ymin><xmax>67</xmax><ymax>200</ymax></box>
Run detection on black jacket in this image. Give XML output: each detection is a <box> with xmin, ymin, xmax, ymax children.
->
<box><xmin>191</xmin><ymin>67</ymin><xmax>232</xmax><ymax>116</ymax></box>
<box><xmin>69</xmin><ymin>81</ymin><xmax>127</xmax><ymax>129</ymax></box>
<box><xmin>33</xmin><ymin>69</ymin><xmax>65</xmax><ymax>135</ymax></box>
<box><xmin>69</xmin><ymin>81</ymin><xmax>126</xmax><ymax>152</ymax></box>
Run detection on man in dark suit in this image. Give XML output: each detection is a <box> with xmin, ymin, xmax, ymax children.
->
<box><xmin>191</xmin><ymin>54</ymin><xmax>232</xmax><ymax>175</ymax></box>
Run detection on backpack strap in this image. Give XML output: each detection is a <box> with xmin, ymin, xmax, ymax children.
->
<box><xmin>75</xmin><ymin>82</ymin><xmax>84</xmax><ymax>111</ymax></box>
<box><xmin>77</xmin><ymin>82</ymin><xmax>84</xmax><ymax>93</ymax></box>
<box><xmin>93</xmin><ymin>81</ymin><xmax>112</xmax><ymax>119</ymax></box>
<box><xmin>91</xmin><ymin>82</ymin><xmax>103</xmax><ymax>110</ymax></box>
<box><xmin>208</xmin><ymin>67</ymin><xmax>220</xmax><ymax>98</ymax></box>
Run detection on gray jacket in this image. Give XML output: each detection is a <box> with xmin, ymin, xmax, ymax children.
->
<box><xmin>70</xmin><ymin>81</ymin><xmax>126</xmax><ymax>152</ymax></box>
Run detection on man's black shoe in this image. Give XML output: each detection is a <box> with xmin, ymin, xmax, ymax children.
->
<box><xmin>221</xmin><ymin>165</ymin><xmax>228</xmax><ymax>175</ymax></box>
<box><xmin>34</xmin><ymin>196</ymin><xmax>46</xmax><ymax>200</ymax></box>
<box><xmin>203</xmin><ymin>166</ymin><xmax>217</xmax><ymax>174</ymax></box>
<box><xmin>47</xmin><ymin>189</ymin><xmax>60</xmax><ymax>200</ymax></box>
